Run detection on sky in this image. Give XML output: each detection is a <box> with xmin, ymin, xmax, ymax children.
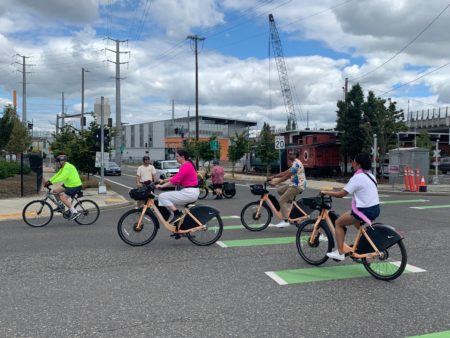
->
<box><xmin>1</xmin><ymin>0</ymin><xmax>450</xmax><ymax>134</ymax></box>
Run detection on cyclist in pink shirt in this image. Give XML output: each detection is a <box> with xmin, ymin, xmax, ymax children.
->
<box><xmin>211</xmin><ymin>160</ymin><xmax>225</xmax><ymax>199</ymax></box>
<box><xmin>156</xmin><ymin>149</ymin><xmax>199</xmax><ymax>223</ymax></box>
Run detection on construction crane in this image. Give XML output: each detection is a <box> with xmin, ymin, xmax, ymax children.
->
<box><xmin>268</xmin><ymin>13</ymin><xmax>298</xmax><ymax>131</ymax></box>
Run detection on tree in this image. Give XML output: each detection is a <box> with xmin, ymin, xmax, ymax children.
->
<box><xmin>336</xmin><ymin>84</ymin><xmax>366</xmax><ymax>174</ymax></box>
<box><xmin>416</xmin><ymin>130</ymin><xmax>432</xmax><ymax>160</ymax></box>
<box><xmin>5</xmin><ymin>116</ymin><xmax>32</xmax><ymax>156</ymax></box>
<box><xmin>0</xmin><ymin>105</ymin><xmax>17</xmax><ymax>154</ymax></box>
<box><xmin>255</xmin><ymin>122</ymin><xmax>278</xmax><ymax>177</ymax></box>
<box><xmin>361</xmin><ymin>93</ymin><xmax>407</xmax><ymax>176</ymax></box>
<box><xmin>228</xmin><ymin>131</ymin><xmax>249</xmax><ymax>178</ymax></box>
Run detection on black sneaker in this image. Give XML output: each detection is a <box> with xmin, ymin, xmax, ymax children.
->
<box><xmin>170</xmin><ymin>210</ymin><xmax>183</xmax><ymax>224</ymax></box>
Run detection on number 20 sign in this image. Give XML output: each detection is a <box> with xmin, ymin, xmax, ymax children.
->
<box><xmin>275</xmin><ymin>136</ymin><xmax>285</xmax><ymax>150</ymax></box>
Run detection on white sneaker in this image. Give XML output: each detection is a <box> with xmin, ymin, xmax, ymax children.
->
<box><xmin>272</xmin><ymin>220</ymin><xmax>290</xmax><ymax>228</ymax></box>
<box><xmin>326</xmin><ymin>250</ymin><xmax>345</xmax><ymax>261</ymax></box>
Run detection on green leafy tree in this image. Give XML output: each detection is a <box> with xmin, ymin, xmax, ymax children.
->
<box><xmin>255</xmin><ymin>122</ymin><xmax>278</xmax><ymax>177</ymax></box>
<box><xmin>336</xmin><ymin>84</ymin><xmax>365</xmax><ymax>174</ymax></box>
<box><xmin>361</xmin><ymin>93</ymin><xmax>407</xmax><ymax>176</ymax></box>
<box><xmin>416</xmin><ymin>130</ymin><xmax>433</xmax><ymax>161</ymax></box>
<box><xmin>0</xmin><ymin>105</ymin><xmax>17</xmax><ymax>154</ymax></box>
<box><xmin>228</xmin><ymin>131</ymin><xmax>249</xmax><ymax>177</ymax></box>
<box><xmin>184</xmin><ymin>136</ymin><xmax>220</xmax><ymax>170</ymax></box>
<box><xmin>5</xmin><ymin>116</ymin><xmax>32</xmax><ymax>156</ymax></box>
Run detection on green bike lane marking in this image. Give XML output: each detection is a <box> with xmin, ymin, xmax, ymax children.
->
<box><xmin>221</xmin><ymin>215</ymin><xmax>240</xmax><ymax>220</ymax></box>
<box><xmin>379</xmin><ymin>199</ymin><xmax>429</xmax><ymax>205</ymax></box>
<box><xmin>265</xmin><ymin>262</ymin><xmax>426</xmax><ymax>285</ymax></box>
<box><xmin>410</xmin><ymin>204</ymin><xmax>450</xmax><ymax>210</ymax></box>
<box><xmin>216</xmin><ymin>236</ymin><xmax>295</xmax><ymax>248</ymax></box>
<box><xmin>408</xmin><ymin>330</ymin><xmax>450</xmax><ymax>337</ymax></box>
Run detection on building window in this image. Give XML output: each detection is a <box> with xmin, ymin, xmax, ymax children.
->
<box><xmin>131</xmin><ymin>125</ymin><xmax>135</xmax><ymax>147</ymax></box>
<box><xmin>139</xmin><ymin>124</ymin><xmax>144</xmax><ymax>147</ymax></box>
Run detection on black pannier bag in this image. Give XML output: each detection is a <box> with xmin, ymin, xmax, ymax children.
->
<box><xmin>129</xmin><ymin>187</ymin><xmax>149</xmax><ymax>200</ymax></box>
<box><xmin>223</xmin><ymin>182</ymin><xmax>236</xmax><ymax>195</ymax></box>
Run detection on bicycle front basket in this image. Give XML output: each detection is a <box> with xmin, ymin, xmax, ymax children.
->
<box><xmin>250</xmin><ymin>184</ymin><xmax>265</xmax><ymax>195</ymax></box>
<box><xmin>129</xmin><ymin>187</ymin><xmax>149</xmax><ymax>201</ymax></box>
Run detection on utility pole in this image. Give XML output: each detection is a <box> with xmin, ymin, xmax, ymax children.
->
<box><xmin>187</xmin><ymin>35</ymin><xmax>205</xmax><ymax>143</ymax></box>
<box><xmin>99</xmin><ymin>96</ymin><xmax>107</xmax><ymax>194</ymax></box>
<box><xmin>15</xmin><ymin>55</ymin><xmax>31</xmax><ymax>125</ymax></box>
<box><xmin>106</xmin><ymin>38</ymin><xmax>129</xmax><ymax>166</ymax></box>
<box><xmin>61</xmin><ymin>92</ymin><xmax>65</xmax><ymax>128</ymax></box>
<box><xmin>81</xmin><ymin>68</ymin><xmax>89</xmax><ymax>131</ymax></box>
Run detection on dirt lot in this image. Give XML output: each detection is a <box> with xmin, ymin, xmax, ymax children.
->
<box><xmin>0</xmin><ymin>174</ymin><xmax>40</xmax><ymax>198</ymax></box>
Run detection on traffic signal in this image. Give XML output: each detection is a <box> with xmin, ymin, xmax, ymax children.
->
<box><xmin>27</xmin><ymin>122</ymin><xmax>33</xmax><ymax>130</ymax></box>
<box><xmin>81</xmin><ymin>117</ymin><xmax>86</xmax><ymax>126</ymax></box>
<box><xmin>108</xmin><ymin>118</ymin><xmax>112</xmax><ymax>127</ymax></box>
<box><xmin>174</xmin><ymin>128</ymin><xmax>179</xmax><ymax>135</ymax></box>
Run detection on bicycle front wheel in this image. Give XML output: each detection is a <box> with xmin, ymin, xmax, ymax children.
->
<box><xmin>117</xmin><ymin>209</ymin><xmax>159</xmax><ymax>246</ymax></box>
<box><xmin>187</xmin><ymin>215</ymin><xmax>223</xmax><ymax>246</ymax></box>
<box><xmin>198</xmin><ymin>187</ymin><xmax>208</xmax><ymax>200</ymax></box>
<box><xmin>363</xmin><ymin>240</ymin><xmax>407</xmax><ymax>281</ymax></box>
<box><xmin>22</xmin><ymin>200</ymin><xmax>53</xmax><ymax>227</ymax></box>
<box><xmin>240</xmin><ymin>201</ymin><xmax>271</xmax><ymax>231</ymax></box>
<box><xmin>74</xmin><ymin>199</ymin><xmax>100</xmax><ymax>225</ymax></box>
<box><xmin>296</xmin><ymin>220</ymin><xmax>332</xmax><ymax>265</ymax></box>
<box><xmin>223</xmin><ymin>190</ymin><xmax>235</xmax><ymax>199</ymax></box>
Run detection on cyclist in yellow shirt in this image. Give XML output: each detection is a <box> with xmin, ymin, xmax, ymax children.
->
<box><xmin>44</xmin><ymin>154</ymin><xmax>82</xmax><ymax>220</ymax></box>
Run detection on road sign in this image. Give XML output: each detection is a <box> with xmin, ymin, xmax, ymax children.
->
<box><xmin>210</xmin><ymin>140</ymin><xmax>219</xmax><ymax>151</ymax></box>
<box><xmin>388</xmin><ymin>165</ymin><xmax>400</xmax><ymax>174</ymax></box>
<box><xmin>275</xmin><ymin>136</ymin><xmax>285</xmax><ymax>150</ymax></box>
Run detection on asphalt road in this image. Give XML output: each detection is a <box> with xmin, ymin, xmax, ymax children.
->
<box><xmin>0</xmin><ymin>167</ymin><xmax>449</xmax><ymax>337</ymax></box>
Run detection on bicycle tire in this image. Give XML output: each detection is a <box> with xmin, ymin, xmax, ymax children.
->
<box><xmin>187</xmin><ymin>214</ymin><xmax>223</xmax><ymax>246</ymax></box>
<box><xmin>363</xmin><ymin>240</ymin><xmax>407</xmax><ymax>281</ymax></box>
<box><xmin>117</xmin><ymin>209</ymin><xmax>159</xmax><ymax>246</ymax></box>
<box><xmin>74</xmin><ymin>199</ymin><xmax>100</xmax><ymax>225</ymax></box>
<box><xmin>198</xmin><ymin>187</ymin><xmax>208</xmax><ymax>200</ymax></box>
<box><xmin>22</xmin><ymin>200</ymin><xmax>54</xmax><ymax>227</ymax></box>
<box><xmin>240</xmin><ymin>201</ymin><xmax>271</xmax><ymax>231</ymax></box>
<box><xmin>296</xmin><ymin>219</ymin><xmax>333</xmax><ymax>265</ymax></box>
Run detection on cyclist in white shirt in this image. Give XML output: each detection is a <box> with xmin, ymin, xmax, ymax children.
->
<box><xmin>135</xmin><ymin>156</ymin><xmax>157</xmax><ymax>207</ymax></box>
<box><xmin>321</xmin><ymin>153</ymin><xmax>380</xmax><ymax>261</ymax></box>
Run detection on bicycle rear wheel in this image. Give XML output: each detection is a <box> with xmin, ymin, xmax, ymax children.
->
<box><xmin>187</xmin><ymin>215</ymin><xmax>223</xmax><ymax>246</ymax></box>
<box><xmin>198</xmin><ymin>187</ymin><xmax>208</xmax><ymax>200</ymax></box>
<box><xmin>223</xmin><ymin>190</ymin><xmax>235</xmax><ymax>199</ymax></box>
<box><xmin>22</xmin><ymin>200</ymin><xmax>53</xmax><ymax>227</ymax></box>
<box><xmin>296</xmin><ymin>219</ymin><xmax>332</xmax><ymax>265</ymax></box>
<box><xmin>74</xmin><ymin>199</ymin><xmax>100</xmax><ymax>225</ymax></box>
<box><xmin>117</xmin><ymin>209</ymin><xmax>159</xmax><ymax>246</ymax></box>
<box><xmin>240</xmin><ymin>201</ymin><xmax>271</xmax><ymax>231</ymax></box>
<box><xmin>363</xmin><ymin>240</ymin><xmax>407</xmax><ymax>281</ymax></box>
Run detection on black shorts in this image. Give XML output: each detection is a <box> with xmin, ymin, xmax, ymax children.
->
<box><xmin>351</xmin><ymin>205</ymin><xmax>380</xmax><ymax>224</ymax></box>
<box><xmin>213</xmin><ymin>183</ymin><xmax>223</xmax><ymax>189</ymax></box>
<box><xmin>63</xmin><ymin>185</ymin><xmax>82</xmax><ymax>197</ymax></box>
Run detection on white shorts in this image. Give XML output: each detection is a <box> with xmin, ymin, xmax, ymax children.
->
<box><xmin>158</xmin><ymin>188</ymin><xmax>200</xmax><ymax>207</ymax></box>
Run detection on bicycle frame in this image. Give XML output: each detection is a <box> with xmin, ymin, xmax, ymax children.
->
<box><xmin>255</xmin><ymin>192</ymin><xmax>311</xmax><ymax>224</ymax></box>
<box><xmin>135</xmin><ymin>197</ymin><xmax>206</xmax><ymax>234</ymax></box>
<box><xmin>310</xmin><ymin>207</ymin><xmax>383</xmax><ymax>260</ymax></box>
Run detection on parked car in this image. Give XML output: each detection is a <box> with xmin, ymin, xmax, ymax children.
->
<box><xmin>103</xmin><ymin>161</ymin><xmax>121</xmax><ymax>176</ymax></box>
<box><xmin>154</xmin><ymin>160</ymin><xmax>180</xmax><ymax>180</ymax></box>
<box><xmin>432</xmin><ymin>157</ymin><xmax>450</xmax><ymax>174</ymax></box>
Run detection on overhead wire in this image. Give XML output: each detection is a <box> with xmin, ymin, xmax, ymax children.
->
<box><xmin>349</xmin><ymin>3</ymin><xmax>450</xmax><ymax>82</ymax></box>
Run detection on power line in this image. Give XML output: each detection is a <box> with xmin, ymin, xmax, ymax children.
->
<box><xmin>350</xmin><ymin>3</ymin><xmax>450</xmax><ymax>82</ymax></box>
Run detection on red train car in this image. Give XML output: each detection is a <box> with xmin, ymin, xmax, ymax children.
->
<box><xmin>289</xmin><ymin>134</ymin><xmax>341</xmax><ymax>176</ymax></box>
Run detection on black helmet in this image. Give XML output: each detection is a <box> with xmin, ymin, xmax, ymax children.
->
<box><xmin>213</xmin><ymin>160</ymin><xmax>219</xmax><ymax>165</ymax></box>
<box><xmin>143</xmin><ymin>156</ymin><xmax>150</xmax><ymax>161</ymax></box>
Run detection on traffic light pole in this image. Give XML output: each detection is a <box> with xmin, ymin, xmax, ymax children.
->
<box><xmin>99</xmin><ymin>96</ymin><xmax>106</xmax><ymax>194</ymax></box>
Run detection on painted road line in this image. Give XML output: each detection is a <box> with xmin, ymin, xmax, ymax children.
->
<box><xmin>380</xmin><ymin>199</ymin><xmax>429</xmax><ymax>205</ymax></box>
<box><xmin>266</xmin><ymin>262</ymin><xmax>426</xmax><ymax>285</ymax></box>
<box><xmin>216</xmin><ymin>236</ymin><xmax>295</xmax><ymax>248</ymax></box>
<box><xmin>95</xmin><ymin>176</ymin><xmax>133</xmax><ymax>189</ymax></box>
<box><xmin>408</xmin><ymin>330</ymin><xmax>450</xmax><ymax>337</ymax></box>
<box><xmin>221</xmin><ymin>215</ymin><xmax>240</xmax><ymax>220</ymax></box>
<box><xmin>410</xmin><ymin>204</ymin><xmax>450</xmax><ymax>210</ymax></box>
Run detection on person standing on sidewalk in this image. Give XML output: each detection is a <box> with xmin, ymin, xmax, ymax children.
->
<box><xmin>268</xmin><ymin>149</ymin><xmax>306</xmax><ymax>228</ymax></box>
<box><xmin>211</xmin><ymin>160</ymin><xmax>225</xmax><ymax>199</ymax></box>
<box><xmin>44</xmin><ymin>154</ymin><xmax>82</xmax><ymax>220</ymax></box>
<box><xmin>135</xmin><ymin>155</ymin><xmax>157</xmax><ymax>207</ymax></box>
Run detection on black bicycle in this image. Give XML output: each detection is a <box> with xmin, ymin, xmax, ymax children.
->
<box><xmin>198</xmin><ymin>175</ymin><xmax>236</xmax><ymax>200</ymax></box>
<box><xmin>22</xmin><ymin>187</ymin><xmax>100</xmax><ymax>227</ymax></box>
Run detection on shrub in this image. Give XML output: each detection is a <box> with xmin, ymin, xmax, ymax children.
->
<box><xmin>0</xmin><ymin>160</ymin><xmax>32</xmax><ymax>179</ymax></box>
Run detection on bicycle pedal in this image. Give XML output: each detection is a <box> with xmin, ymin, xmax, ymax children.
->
<box><xmin>351</xmin><ymin>257</ymin><xmax>364</xmax><ymax>264</ymax></box>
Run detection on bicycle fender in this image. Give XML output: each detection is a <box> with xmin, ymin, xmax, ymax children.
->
<box><xmin>355</xmin><ymin>223</ymin><xmax>402</xmax><ymax>254</ymax></box>
<box><xmin>181</xmin><ymin>205</ymin><xmax>220</xmax><ymax>229</ymax></box>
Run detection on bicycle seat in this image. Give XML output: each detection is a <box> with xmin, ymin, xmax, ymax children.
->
<box><xmin>184</xmin><ymin>202</ymin><xmax>196</xmax><ymax>208</ymax></box>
